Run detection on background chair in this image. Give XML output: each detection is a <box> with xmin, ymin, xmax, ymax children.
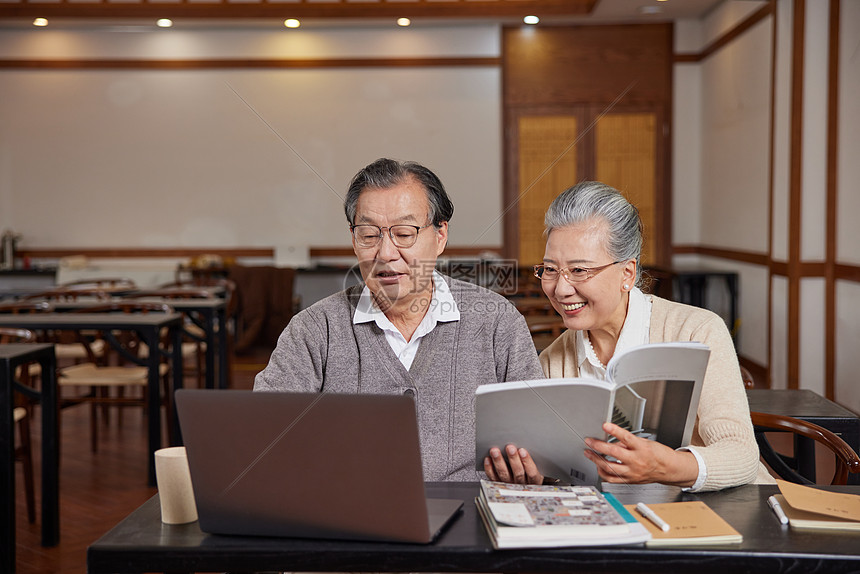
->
<box><xmin>527</xmin><ymin>319</ymin><xmax>565</xmax><ymax>354</ymax></box>
<box><xmin>59</xmin><ymin>301</ymin><xmax>173</xmax><ymax>452</ymax></box>
<box><xmin>0</xmin><ymin>326</ymin><xmax>38</xmax><ymax>523</ymax></box>
<box><xmin>750</xmin><ymin>411</ymin><xmax>860</xmax><ymax>485</ymax></box>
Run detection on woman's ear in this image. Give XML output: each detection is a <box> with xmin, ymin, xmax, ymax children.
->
<box><xmin>622</xmin><ymin>260</ymin><xmax>637</xmax><ymax>290</ymax></box>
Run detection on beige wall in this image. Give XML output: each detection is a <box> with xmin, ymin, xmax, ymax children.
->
<box><xmin>0</xmin><ymin>26</ymin><xmax>503</xmax><ymax>259</ymax></box>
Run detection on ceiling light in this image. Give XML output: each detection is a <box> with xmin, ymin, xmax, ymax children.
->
<box><xmin>284</xmin><ymin>19</ymin><xmax>301</xmax><ymax>29</ymax></box>
<box><xmin>156</xmin><ymin>19</ymin><xmax>173</xmax><ymax>28</ymax></box>
<box><xmin>397</xmin><ymin>18</ymin><xmax>411</xmax><ymax>27</ymax></box>
<box><xmin>523</xmin><ymin>15</ymin><xmax>540</xmax><ymax>25</ymax></box>
<box><xmin>33</xmin><ymin>18</ymin><xmax>48</xmax><ymax>27</ymax></box>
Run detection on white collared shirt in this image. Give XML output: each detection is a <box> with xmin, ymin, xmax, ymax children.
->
<box><xmin>573</xmin><ymin>287</ymin><xmax>708</xmax><ymax>491</ymax></box>
<box><xmin>353</xmin><ymin>270</ymin><xmax>460</xmax><ymax>370</ymax></box>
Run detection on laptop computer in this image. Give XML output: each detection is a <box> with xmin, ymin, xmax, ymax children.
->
<box><xmin>174</xmin><ymin>389</ymin><xmax>463</xmax><ymax>543</ymax></box>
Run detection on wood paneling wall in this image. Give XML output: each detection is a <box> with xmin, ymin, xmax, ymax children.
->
<box><xmin>502</xmin><ymin>24</ymin><xmax>673</xmax><ymax>263</ymax></box>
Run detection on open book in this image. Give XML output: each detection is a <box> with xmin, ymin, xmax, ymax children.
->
<box><xmin>475</xmin><ymin>480</ymin><xmax>651</xmax><ymax>548</ymax></box>
<box><xmin>475</xmin><ymin>342</ymin><xmax>710</xmax><ymax>486</ymax></box>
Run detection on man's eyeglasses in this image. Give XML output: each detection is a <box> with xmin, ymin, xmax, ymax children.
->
<box><xmin>533</xmin><ymin>261</ymin><xmax>622</xmax><ymax>284</ymax></box>
<box><xmin>350</xmin><ymin>223</ymin><xmax>433</xmax><ymax>249</ymax></box>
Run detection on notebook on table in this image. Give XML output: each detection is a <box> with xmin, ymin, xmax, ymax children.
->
<box><xmin>174</xmin><ymin>389</ymin><xmax>463</xmax><ymax>544</ymax></box>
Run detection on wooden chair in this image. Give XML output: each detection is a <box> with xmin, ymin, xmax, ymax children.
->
<box><xmin>740</xmin><ymin>365</ymin><xmax>755</xmax><ymax>389</ymax></box>
<box><xmin>58</xmin><ymin>277</ymin><xmax>137</xmax><ymax>294</ymax></box>
<box><xmin>750</xmin><ymin>411</ymin><xmax>860</xmax><ymax>485</ymax></box>
<box><xmin>527</xmin><ymin>318</ymin><xmax>565</xmax><ymax>354</ymax></box>
<box><xmin>59</xmin><ymin>301</ymin><xmax>173</xmax><ymax>452</ymax></box>
<box><xmin>0</xmin><ymin>326</ymin><xmax>38</xmax><ymax>522</ymax></box>
<box><xmin>125</xmin><ymin>288</ymin><xmax>215</xmax><ymax>387</ymax></box>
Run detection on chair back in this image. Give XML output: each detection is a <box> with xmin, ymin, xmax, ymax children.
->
<box><xmin>23</xmin><ymin>287</ymin><xmax>111</xmax><ymax>301</ymax></box>
<box><xmin>750</xmin><ymin>411</ymin><xmax>860</xmax><ymax>485</ymax></box>
<box><xmin>60</xmin><ymin>277</ymin><xmax>137</xmax><ymax>292</ymax></box>
<box><xmin>0</xmin><ymin>301</ymin><xmax>53</xmax><ymax>314</ymax></box>
<box><xmin>0</xmin><ymin>327</ymin><xmax>36</xmax><ymax>343</ymax></box>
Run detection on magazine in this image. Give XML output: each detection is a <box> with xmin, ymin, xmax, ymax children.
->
<box><xmin>475</xmin><ymin>342</ymin><xmax>710</xmax><ymax>486</ymax></box>
<box><xmin>475</xmin><ymin>480</ymin><xmax>651</xmax><ymax>549</ymax></box>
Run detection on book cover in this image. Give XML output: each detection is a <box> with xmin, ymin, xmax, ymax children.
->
<box><xmin>475</xmin><ymin>480</ymin><xmax>651</xmax><ymax>549</ymax></box>
<box><xmin>475</xmin><ymin>342</ymin><xmax>710</xmax><ymax>486</ymax></box>
<box><xmin>775</xmin><ymin>480</ymin><xmax>860</xmax><ymax>531</ymax></box>
<box><xmin>623</xmin><ymin>501</ymin><xmax>743</xmax><ymax>546</ymax></box>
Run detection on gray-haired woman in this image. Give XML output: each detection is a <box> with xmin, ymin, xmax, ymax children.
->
<box><xmin>484</xmin><ymin>181</ymin><xmax>774</xmax><ymax>491</ymax></box>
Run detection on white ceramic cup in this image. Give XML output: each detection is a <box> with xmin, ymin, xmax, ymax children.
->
<box><xmin>154</xmin><ymin>446</ymin><xmax>198</xmax><ymax>524</ymax></box>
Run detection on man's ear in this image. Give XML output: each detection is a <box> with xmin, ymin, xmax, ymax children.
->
<box><xmin>435</xmin><ymin>221</ymin><xmax>449</xmax><ymax>256</ymax></box>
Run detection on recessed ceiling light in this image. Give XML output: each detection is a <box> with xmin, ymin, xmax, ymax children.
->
<box><xmin>284</xmin><ymin>19</ymin><xmax>301</xmax><ymax>29</ymax></box>
<box><xmin>156</xmin><ymin>18</ymin><xmax>173</xmax><ymax>28</ymax></box>
<box><xmin>523</xmin><ymin>15</ymin><xmax>540</xmax><ymax>25</ymax></box>
<box><xmin>33</xmin><ymin>18</ymin><xmax>48</xmax><ymax>27</ymax></box>
<box><xmin>397</xmin><ymin>17</ymin><xmax>411</xmax><ymax>27</ymax></box>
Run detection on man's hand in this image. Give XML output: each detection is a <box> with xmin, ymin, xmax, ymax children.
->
<box><xmin>482</xmin><ymin>444</ymin><xmax>544</xmax><ymax>485</ymax></box>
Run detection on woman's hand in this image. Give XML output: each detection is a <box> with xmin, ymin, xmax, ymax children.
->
<box><xmin>483</xmin><ymin>444</ymin><xmax>544</xmax><ymax>485</ymax></box>
<box><xmin>583</xmin><ymin>423</ymin><xmax>699</xmax><ymax>487</ymax></box>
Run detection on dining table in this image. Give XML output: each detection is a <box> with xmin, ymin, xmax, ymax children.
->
<box><xmin>1</xmin><ymin>343</ymin><xmax>58</xmax><ymax>574</ymax></box>
<box><xmin>0</xmin><ymin>313</ymin><xmax>184</xmax><ymax>486</ymax></box>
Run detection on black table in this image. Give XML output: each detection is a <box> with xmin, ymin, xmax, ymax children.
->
<box><xmin>42</xmin><ymin>298</ymin><xmax>228</xmax><ymax>390</ymax></box>
<box><xmin>0</xmin><ymin>313</ymin><xmax>184</xmax><ymax>485</ymax></box>
<box><xmin>87</xmin><ymin>482</ymin><xmax>860</xmax><ymax>574</ymax></box>
<box><xmin>1</xmin><ymin>343</ymin><xmax>58</xmax><ymax>574</ymax></box>
<box><xmin>747</xmin><ymin>388</ymin><xmax>860</xmax><ymax>484</ymax></box>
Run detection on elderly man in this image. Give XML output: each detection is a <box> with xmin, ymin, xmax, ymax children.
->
<box><xmin>255</xmin><ymin>158</ymin><xmax>542</xmax><ymax>481</ymax></box>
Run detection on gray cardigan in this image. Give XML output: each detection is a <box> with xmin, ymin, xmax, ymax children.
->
<box><xmin>255</xmin><ymin>275</ymin><xmax>544</xmax><ymax>481</ymax></box>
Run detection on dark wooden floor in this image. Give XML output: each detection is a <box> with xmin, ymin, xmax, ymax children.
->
<box><xmin>13</xmin><ymin>347</ymin><xmax>270</xmax><ymax>574</ymax></box>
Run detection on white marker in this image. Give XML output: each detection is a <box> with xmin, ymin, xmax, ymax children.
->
<box><xmin>767</xmin><ymin>495</ymin><xmax>789</xmax><ymax>525</ymax></box>
<box><xmin>635</xmin><ymin>502</ymin><xmax>670</xmax><ymax>532</ymax></box>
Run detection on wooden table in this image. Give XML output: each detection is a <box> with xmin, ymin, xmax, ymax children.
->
<box><xmin>747</xmin><ymin>388</ymin><xmax>860</xmax><ymax>484</ymax></box>
<box><xmin>1</xmin><ymin>343</ymin><xmax>58</xmax><ymax>574</ymax></box>
<box><xmin>87</xmin><ymin>482</ymin><xmax>860</xmax><ymax>574</ymax></box>
<box><xmin>0</xmin><ymin>313</ymin><xmax>184</xmax><ymax>486</ymax></box>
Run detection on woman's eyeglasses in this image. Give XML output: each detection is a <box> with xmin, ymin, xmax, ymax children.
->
<box><xmin>533</xmin><ymin>261</ymin><xmax>622</xmax><ymax>284</ymax></box>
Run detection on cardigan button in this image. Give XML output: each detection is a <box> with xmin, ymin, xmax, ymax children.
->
<box><xmin>403</xmin><ymin>388</ymin><xmax>415</xmax><ymax>398</ymax></box>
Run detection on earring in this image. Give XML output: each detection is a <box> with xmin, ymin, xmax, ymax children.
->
<box><xmin>623</xmin><ymin>284</ymin><xmax>630</xmax><ymax>290</ymax></box>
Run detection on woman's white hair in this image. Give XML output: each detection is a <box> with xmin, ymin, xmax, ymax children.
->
<box><xmin>544</xmin><ymin>181</ymin><xmax>644</xmax><ymax>286</ymax></box>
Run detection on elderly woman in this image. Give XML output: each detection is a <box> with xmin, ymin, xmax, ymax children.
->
<box><xmin>486</xmin><ymin>181</ymin><xmax>773</xmax><ymax>491</ymax></box>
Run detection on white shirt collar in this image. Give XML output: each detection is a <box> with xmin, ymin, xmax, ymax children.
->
<box><xmin>576</xmin><ymin>286</ymin><xmax>651</xmax><ymax>376</ymax></box>
<box><xmin>353</xmin><ymin>270</ymin><xmax>460</xmax><ymax>330</ymax></box>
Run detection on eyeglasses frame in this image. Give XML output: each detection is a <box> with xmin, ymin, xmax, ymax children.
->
<box><xmin>350</xmin><ymin>222</ymin><xmax>434</xmax><ymax>249</ymax></box>
<box><xmin>533</xmin><ymin>260</ymin><xmax>623</xmax><ymax>284</ymax></box>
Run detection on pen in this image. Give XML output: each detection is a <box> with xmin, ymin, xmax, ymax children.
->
<box><xmin>767</xmin><ymin>495</ymin><xmax>789</xmax><ymax>525</ymax></box>
<box><xmin>635</xmin><ymin>502</ymin><xmax>670</xmax><ymax>532</ymax></box>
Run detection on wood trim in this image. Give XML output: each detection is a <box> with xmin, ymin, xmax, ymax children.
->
<box><xmin>674</xmin><ymin>1</ymin><xmax>774</xmax><ymax>63</ymax></box>
<box><xmin>787</xmin><ymin>0</ymin><xmax>805</xmax><ymax>390</ymax></box>
<box><xmin>766</xmin><ymin>0</ymin><xmax>777</xmax><ymax>391</ymax></box>
<box><xmin>0</xmin><ymin>57</ymin><xmax>501</xmax><ymax>71</ymax></box>
<box><xmin>18</xmin><ymin>248</ymin><xmax>274</xmax><ymax>258</ymax></box>
<box><xmin>0</xmin><ymin>0</ymin><xmax>597</xmax><ymax>19</ymax></box>
<box><xmin>308</xmin><ymin>246</ymin><xmax>502</xmax><ymax>258</ymax></box>
<box><xmin>836</xmin><ymin>264</ymin><xmax>860</xmax><ymax>283</ymax></box>
<box><xmin>671</xmin><ymin>245</ymin><xmax>769</xmax><ymax>266</ymax></box>
<box><xmin>825</xmin><ymin>0</ymin><xmax>841</xmax><ymax>400</ymax></box>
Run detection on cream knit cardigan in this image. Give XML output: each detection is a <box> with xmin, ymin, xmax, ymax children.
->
<box><xmin>540</xmin><ymin>295</ymin><xmax>775</xmax><ymax>491</ymax></box>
